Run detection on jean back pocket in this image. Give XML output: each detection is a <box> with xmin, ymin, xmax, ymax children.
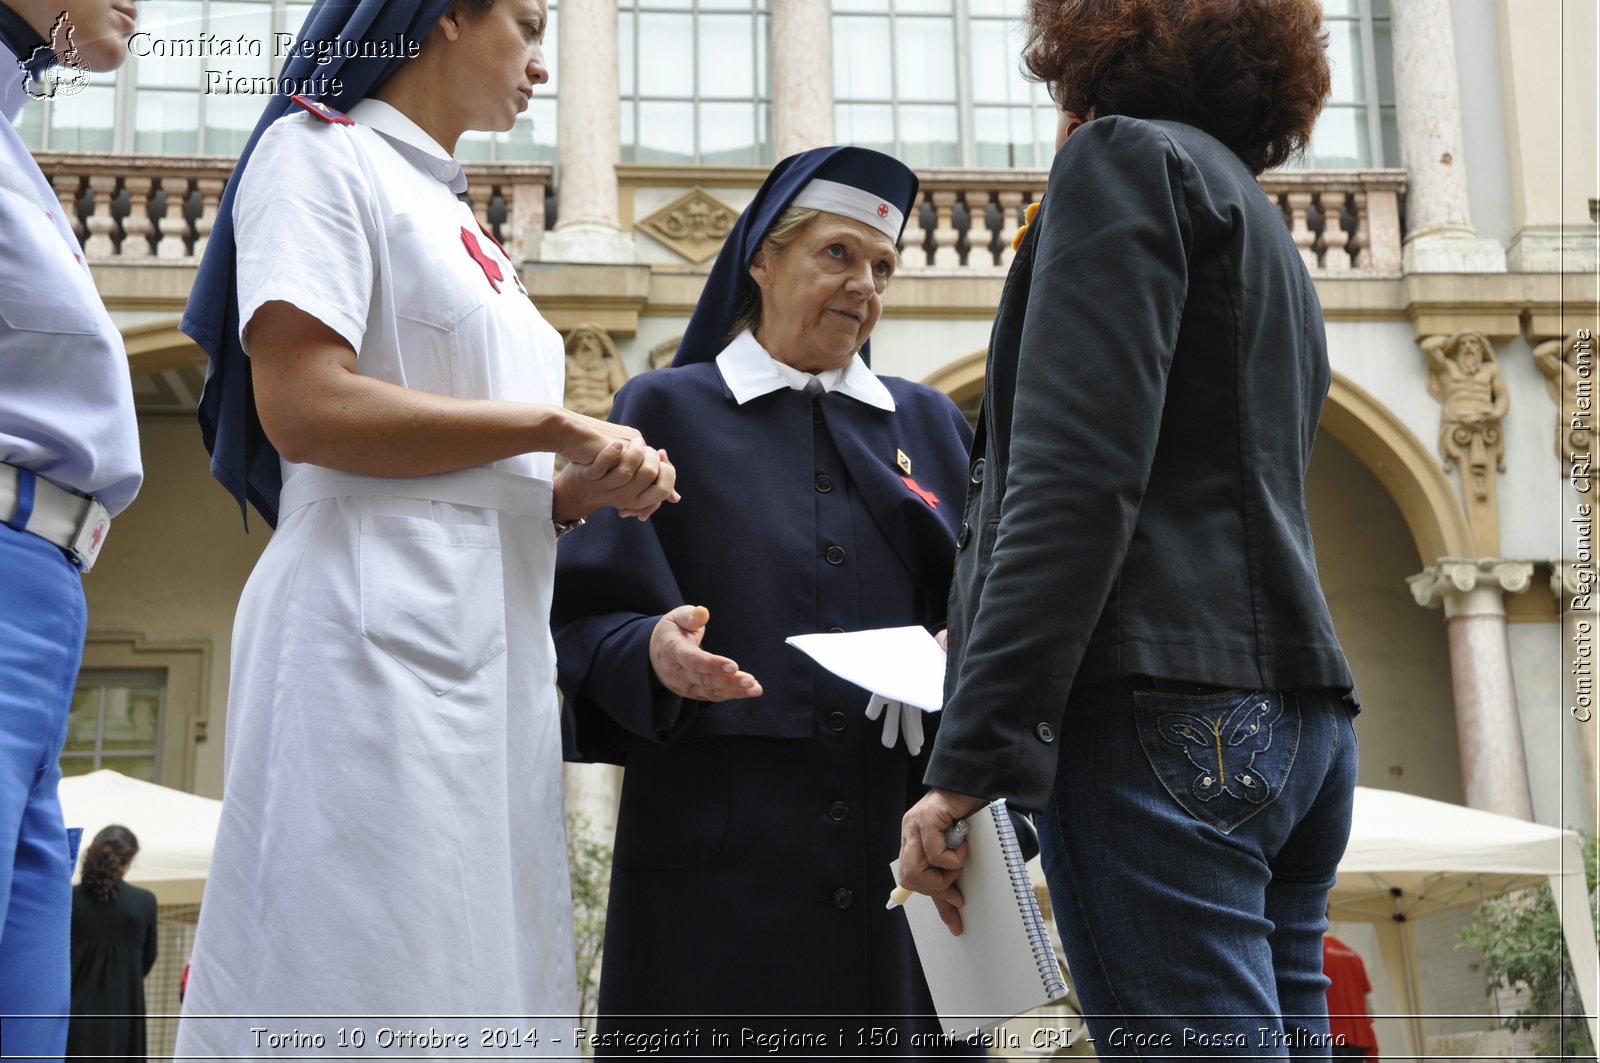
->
<box><xmin>1134</xmin><ymin>688</ymin><xmax>1300</xmax><ymax>834</ymax></box>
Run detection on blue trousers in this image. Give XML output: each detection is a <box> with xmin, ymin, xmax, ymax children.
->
<box><xmin>0</xmin><ymin>519</ymin><xmax>86</xmax><ymax>1061</ymax></box>
<box><xmin>1038</xmin><ymin>680</ymin><xmax>1357</xmax><ymax>1062</ymax></box>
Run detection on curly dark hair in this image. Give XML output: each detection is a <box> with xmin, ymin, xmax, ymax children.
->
<box><xmin>80</xmin><ymin>824</ymin><xmax>139</xmax><ymax>903</ymax></box>
<box><xmin>1022</xmin><ymin>0</ymin><xmax>1330</xmax><ymax>174</ymax></box>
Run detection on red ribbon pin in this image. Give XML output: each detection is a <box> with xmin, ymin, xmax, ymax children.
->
<box><xmin>901</xmin><ymin>476</ymin><xmax>939</xmax><ymax>509</ymax></box>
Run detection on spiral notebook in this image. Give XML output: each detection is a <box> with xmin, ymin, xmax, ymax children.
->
<box><xmin>892</xmin><ymin>799</ymin><xmax>1068</xmax><ymax>1039</ymax></box>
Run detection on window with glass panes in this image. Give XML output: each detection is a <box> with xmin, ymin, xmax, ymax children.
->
<box><xmin>968</xmin><ymin>0</ymin><xmax>1053</xmax><ymax>167</ymax></box>
<box><xmin>62</xmin><ymin>669</ymin><xmax>165</xmax><ymax>782</ymax></box>
<box><xmin>831</xmin><ymin>0</ymin><xmax>1395</xmax><ymax>171</ymax></box>
<box><xmin>834</xmin><ymin>0</ymin><xmax>1052</xmax><ymax>169</ymax></box>
<box><xmin>13</xmin><ymin>1</ymin><xmax>555</xmax><ymax>161</ymax></box>
<box><xmin>15</xmin><ymin>1</ymin><xmax>304</xmax><ymax>153</ymax></box>
<box><xmin>1302</xmin><ymin>0</ymin><xmax>1396</xmax><ymax>168</ymax></box>
<box><xmin>619</xmin><ymin>0</ymin><xmax>771</xmax><ymax>165</ymax></box>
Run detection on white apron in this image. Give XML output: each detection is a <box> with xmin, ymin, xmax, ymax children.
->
<box><xmin>177</xmin><ymin>102</ymin><xmax>576</xmax><ymax>1058</ymax></box>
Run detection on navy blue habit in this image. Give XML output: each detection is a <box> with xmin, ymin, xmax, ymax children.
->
<box><xmin>552</xmin><ymin>148</ymin><xmax>979</xmax><ymax>1055</ymax></box>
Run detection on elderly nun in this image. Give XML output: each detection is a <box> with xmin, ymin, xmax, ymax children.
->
<box><xmin>553</xmin><ymin>147</ymin><xmax>977</xmax><ymax>1055</ymax></box>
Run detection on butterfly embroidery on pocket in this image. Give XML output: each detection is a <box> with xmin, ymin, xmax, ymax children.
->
<box><xmin>1157</xmin><ymin>696</ymin><xmax>1282</xmax><ymax>804</ymax></box>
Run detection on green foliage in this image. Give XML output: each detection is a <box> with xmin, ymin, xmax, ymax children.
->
<box><xmin>567</xmin><ymin>812</ymin><xmax>613</xmax><ymax>1026</ymax></box>
<box><xmin>1456</xmin><ymin>830</ymin><xmax>1598</xmax><ymax>1060</ymax></box>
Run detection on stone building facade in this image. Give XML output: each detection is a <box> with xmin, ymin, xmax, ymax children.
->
<box><xmin>24</xmin><ymin>0</ymin><xmax>1596</xmax><ymax>1052</ymax></box>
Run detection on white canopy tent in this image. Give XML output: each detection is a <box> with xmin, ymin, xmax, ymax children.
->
<box><xmin>58</xmin><ymin>768</ymin><xmax>222</xmax><ymax>906</ymax></box>
<box><xmin>1329</xmin><ymin>787</ymin><xmax>1597</xmax><ymax>1056</ymax></box>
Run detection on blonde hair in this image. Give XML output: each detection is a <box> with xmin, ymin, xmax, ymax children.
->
<box><xmin>726</xmin><ymin>207</ymin><xmax>823</xmax><ymax>342</ymax></box>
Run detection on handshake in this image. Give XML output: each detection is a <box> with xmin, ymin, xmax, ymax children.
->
<box><xmin>552</xmin><ymin>417</ymin><xmax>680</xmax><ymax>526</ymax></box>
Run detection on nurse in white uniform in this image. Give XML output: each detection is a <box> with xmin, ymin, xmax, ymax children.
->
<box><xmin>174</xmin><ymin>1</ymin><xmax>675</xmax><ymax>1054</ymax></box>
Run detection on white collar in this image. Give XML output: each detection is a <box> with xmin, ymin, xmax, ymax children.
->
<box><xmin>347</xmin><ymin>98</ymin><xmax>467</xmax><ymax>194</ymax></box>
<box><xmin>714</xmin><ymin>329</ymin><xmax>895</xmax><ymax>411</ymax></box>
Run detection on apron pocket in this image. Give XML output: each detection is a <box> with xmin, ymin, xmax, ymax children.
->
<box><xmin>359</xmin><ymin>513</ymin><xmax>507</xmax><ymax>695</ymax></box>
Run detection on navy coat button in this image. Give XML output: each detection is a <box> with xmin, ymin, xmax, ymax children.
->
<box><xmin>828</xmin><ymin>626</ymin><xmax>844</xmax><ymax>633</ymax></box>
<box><xmin>812</xmin><ymin>403</ymin><xmax>824</xmax><ymax>424</ymax></box>
<box><xmin>815</xmin><ymin>474</ymin><xmax>834</xmax><ymax>493</ymax></box>
<box><xmin>956</xmin><ymin>523</ymin><xmax>971</xmax><ymax>549</ymax></box>
<box><xmin>825</xmin><ymin>711</ymin><xmax>847</xmax><ymax>732</ymax></box>
<box><xmin>828</xmin><ymin>801</ymin><xmax>849</xmax><ymax>822</ymax></box>
<box><xmin>970</xmin><ymin>458</ymin><xmax>985</xmax><ymax>485</ymax></box>
<box><xmin>825</xmin><ymin>546</ymin><xmax>846</xmax><ymax>565</ymax></box>
<box><xmin>832</xmin><ymin>887</ymin><xmax>854</xmax><ymax>909</ymax></box>
<box><xmin>1036</xmin><ymin>722</ymin><xmax>1055</xmax><ymax>743</ymax></box>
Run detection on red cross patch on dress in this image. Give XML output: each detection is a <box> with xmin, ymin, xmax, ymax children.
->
<box><xmin>460</xmin><ymin>227</ymin><xmax>504</xmax><ymax>293</ymax></box>
<box><xmin>475</xmin><ymin>222</ymin><xmax>526</xmax><ymax>295</ymax></box>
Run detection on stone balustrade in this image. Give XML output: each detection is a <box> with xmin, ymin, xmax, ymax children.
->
<box><xmin>896</xmin><ymin>168</ymin><xmax>1407</xmax><ymax>275</ymax></box>
<box><xmin>33</xmin><ymin>151</ymin><xmax>1402</xmax><ymax>276</ymax></box>
<box><xmin>30</xmin><ymin>153</ymin><xmax>551</xmax><ymax>264</ymax></box>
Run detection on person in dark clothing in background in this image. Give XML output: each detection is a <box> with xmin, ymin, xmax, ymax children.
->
<box><xmin>68</xmin><ymin>825</ymin><xmax>157</xmax><ymax>1063</ymax></box>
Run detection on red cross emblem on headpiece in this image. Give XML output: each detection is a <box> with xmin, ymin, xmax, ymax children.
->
<box><xmin>877</xmin><ymin>203</ymin><xmax>890</xmax><ymax>219</ymax></box>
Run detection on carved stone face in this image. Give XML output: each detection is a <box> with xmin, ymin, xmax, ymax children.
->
<box><xmin>569</xmin><ymin>331</ymin><xmax>604</xmax><ymax>365</ymax></box>
<box><xmin>1456</xmin><ymin>336</ymin><xmax>1488</xmax><ymax>375</ymax></box>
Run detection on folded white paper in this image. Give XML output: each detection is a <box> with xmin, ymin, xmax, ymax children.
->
<box><xmin>784</xmin><ymin>625</ymin><xmax>947</xmax><ymax>712</ymax></box>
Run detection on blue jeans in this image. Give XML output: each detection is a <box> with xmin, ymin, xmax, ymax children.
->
<box><xmin>1037</xmin><ymin>679</ymin><xmax>1357</xmax><ymax>1062</ymax></box>
<box><xmin>0</xmin><ymin>520</ymin><xmax>86</xmax><ymax>1062</ymax></box>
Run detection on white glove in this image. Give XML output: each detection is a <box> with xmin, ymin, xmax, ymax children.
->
<box><xmin>864</xmin><ymin>693</ymin><xmax>926</xmax><ymax>756</ymax></box>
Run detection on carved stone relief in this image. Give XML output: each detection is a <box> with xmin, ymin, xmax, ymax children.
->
<box><xmin>648</xmin><ymin>336</ymin><xmax>683</xmax><ymax>371</ymax></box>
<box><xmin>1421</xmin><ymin>330</ymin><xmax>1509</xmax><ymax>502</ymax></box>
<box><xmin>563</xmin><ymin>323</ymin><xmax>628</xmax><ymax>419</ymax></box>
<box><xmin>1533</xmin><ymin>330</ymin><xmax>1596</xmax><ymax>470</ymax></box>
<box><xmin>637</xmin><ymin>189</ymin><xmax>738</xmax><ymax>263</ymax></box>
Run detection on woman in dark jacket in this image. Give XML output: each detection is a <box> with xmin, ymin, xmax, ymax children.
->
<box><xmin>900</xmin><ymin>1</ymin><xmax>1360</xmax><ymax>1056</ymax></box>
<box><xmin>68</xmin><ymin>824</ymin><xmax>158</xmax><ymax>1063</ymax></box>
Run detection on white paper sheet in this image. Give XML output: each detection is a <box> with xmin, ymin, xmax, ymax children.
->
<box><xmin>785</xmin><ymin>625</ymin><xmax>946</xmax><ymax>712</ymax></box>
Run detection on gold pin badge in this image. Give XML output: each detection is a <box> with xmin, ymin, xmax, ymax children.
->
<box><xmin>896</xmin><ymin>449</ymin><xmax>912</xmax><ymax>476</ymax></box>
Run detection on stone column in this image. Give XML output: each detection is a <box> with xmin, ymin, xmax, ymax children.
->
<box><xmin>771</xmin><ymin>0</ymin><xmax>834</xmax><ymax>158</ymax></box>
<box><xmin>1494</xmin><ymin>0</ymin><xmax>1599</xmax><ymax>272</ymax></box>
<box><xmin>1408</xmin><ymin>559</ymin><xmax>1536</xmax><ymax>819</ymax></box>
<box><xmin>563</xmin><ymin>761</ymin><xmax>624</xmax><ymax>842</ymax></box>
<box><xmin>1552</xmin><ymin>563</ymin><xmax>1600</xmax><ymax>822</ymax></box>
<box><xmin>541</xmin><ymin>0</ymin><xmax>634</xmax><ymax>263</ymax></box>
<box><xmin>1389</xmin><ymin>0</ymin><xmax>1506</xmax><ymax>272</ymax></box>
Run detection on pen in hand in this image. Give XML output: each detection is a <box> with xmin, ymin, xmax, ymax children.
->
<box><xmin>886</xmin><ymin>818</ymin><xmax>970</xmax><ymax>909</ymax></box>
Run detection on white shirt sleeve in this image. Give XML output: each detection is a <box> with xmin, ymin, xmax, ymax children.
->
<box><xmin>233</xmin><ymin>113</ymin><xmax>380</xmax><ymax>357</ymax></box>
<box><xmin>0</xmin><ymin>137</ymin><xmax>142</xmax><ymax>515</ymax></box>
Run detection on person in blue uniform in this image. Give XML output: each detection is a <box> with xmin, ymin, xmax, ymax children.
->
<box><xmin>0</xmin><ymin>2</ymin><xmax>142</xmax><ymax>1058</ymax></box>
<box><xmin>552</xmin><ymin>147</ymin><xmax>976</xmax><ymax>1054</ymax></box>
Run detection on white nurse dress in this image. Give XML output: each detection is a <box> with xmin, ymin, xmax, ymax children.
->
<box><xmin>175</xmin><ymin>98</ymin><xmax>576</xmax><ymax>1059</ymax></box>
